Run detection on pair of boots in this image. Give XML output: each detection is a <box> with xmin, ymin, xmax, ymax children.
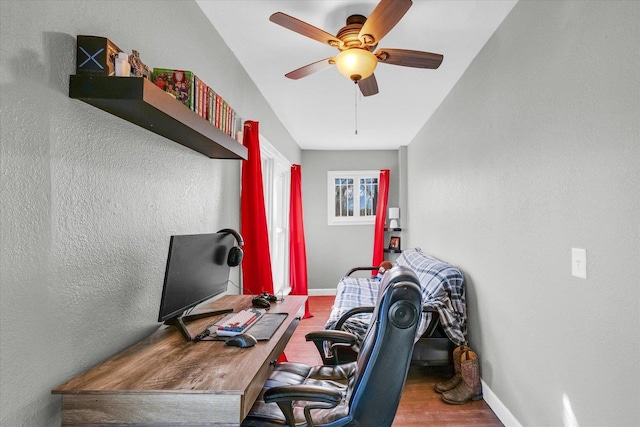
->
<box><xmin>434</xmin><ymin>345</ymin><xmax>483</xmax><ymax>404</ymax></box>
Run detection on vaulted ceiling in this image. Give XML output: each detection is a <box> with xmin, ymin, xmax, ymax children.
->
<box><xmin>197</xmin><ymin>0</ymin><xmax>517</xmax><ymax>150</ymax></box>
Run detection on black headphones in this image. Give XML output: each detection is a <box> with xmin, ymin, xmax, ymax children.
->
<box><xmin>218</xmin><ymin>229</ymin><xmax>244</xmax><ymax>267</ymax></box>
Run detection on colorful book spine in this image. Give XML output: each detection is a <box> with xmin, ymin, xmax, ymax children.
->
<box><xmin>200</xmin><ymin>80</ymin><xmax>207</xmax><ymax>120</ymax></box>
<box><xmin>215</xmin><ymin>94</ymin><xmax>222</xmax><ymax>129</ymax></box>
<box><xmin>222</xmin><ymin>100</ymin><xmax>228</xmax><ymax>135</ymax></box>
<box><xmin>208</xmin><ymin>88</ymin><xmax>214</xmax><ymax>124</ymax></box>
<box><xmin>226</xmin><ymin>105</ymin><xmax>233</xmax><ymax>136</ymax></box>
<box><xmin>231</xmin><ymin>109</ymin><xmax>237</xmax><ymax>137</ymax></box>
<box><xmin>193</xmin><ymin>75</ymin><xmax>199</xmax><ymax>114</ymax></box>
<box><xmin>197</xmin><ymin>76</ymin><xmax>202</xmax><ymax>118</ymax></box>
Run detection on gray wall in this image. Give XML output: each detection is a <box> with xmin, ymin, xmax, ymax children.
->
<box><xmin>301</xmin><ymin>150</ymin><xmax>400</xmax><ymax>291</ymax></box>
<box><xmin>406</xmin><ymin>1</ymin><xmax>639</xmax><ymax>426</ymax></box>
<box><xmin>0</xmin><ymin>1</ymin><xmax>299</xmax><ymax>425</ymax></box>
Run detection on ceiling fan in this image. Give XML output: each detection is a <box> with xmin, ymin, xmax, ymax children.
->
<box><xmin>269</xmin><ymin>0</ymin><xmax>443</xmax><ymax>96</ymax></box>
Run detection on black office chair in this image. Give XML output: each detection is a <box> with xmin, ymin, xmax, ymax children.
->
<box><xmin>242</xmin><ymin>266</ymin><xmax>422</xmax><ymax>427</ymax></box>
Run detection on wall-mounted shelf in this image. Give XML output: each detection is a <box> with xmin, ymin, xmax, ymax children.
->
<box><xmin>384</xmin><ymin>227</ymin><xmax>402</xmax><ymax>256</ymax></box>
<box><xmin>69</xmin><ymin>75</ymin><xmax>248</xmax><ymax>160</ymax></box>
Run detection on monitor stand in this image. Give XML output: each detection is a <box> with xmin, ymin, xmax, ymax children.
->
<box><xmin>165</xmin><ymin>308</ymin><xmax>233</xmax><ymax>341</ymax></box>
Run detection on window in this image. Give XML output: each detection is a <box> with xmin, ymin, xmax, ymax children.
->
<box><xmin>328</xmin><ymin>170</ymin><xmax>379</xmax><ymax>225</ymax></box>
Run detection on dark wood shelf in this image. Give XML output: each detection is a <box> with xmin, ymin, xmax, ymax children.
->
<box><xmin>69</xmin><ymin>75</ymin><xmax>248</xmax><ymax>160</ymax></box>
<box><xmin>384</xmin><ymin>249</ymin><xmax>402</xmax><ymax>254</ymax></box>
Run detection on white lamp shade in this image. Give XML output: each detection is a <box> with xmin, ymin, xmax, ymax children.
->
<box><xmin>334</xmin><ymin>49</ymin><xmax>377</xmax><ymax>82</ymax></box>
<box><xmin>388</xmin><ymin>207</ymin><xmax>400</xmax><ymax>228</ymax></box>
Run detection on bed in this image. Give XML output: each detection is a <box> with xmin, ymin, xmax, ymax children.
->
<box><xmin>322</xmin><ymin>247</ymin><xmax>467</xmax><ymax>366</ymax></box>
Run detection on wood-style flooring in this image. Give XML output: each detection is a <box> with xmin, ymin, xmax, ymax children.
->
<box><xmin>283</xmin><ymin>296</ymin><xmax>504</xmax><ymax>427</ymax></box>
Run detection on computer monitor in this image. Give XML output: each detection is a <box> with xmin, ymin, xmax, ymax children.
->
<box><xmin>158</xmin><ymin>232</ymin><xmax>235</xmax><ymax>341</ymax></box>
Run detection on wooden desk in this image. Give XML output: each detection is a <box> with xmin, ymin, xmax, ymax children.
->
<box><xmin>52</xmin><ymin>295</ymin><xmax>306</xmax><ymax>426</ymax></box>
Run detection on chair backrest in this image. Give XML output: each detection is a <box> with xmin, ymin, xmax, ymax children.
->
<box><xmin>348</xmin><ymin>265</ymin><xmax>422</xmax><ymax>426</ymax></box>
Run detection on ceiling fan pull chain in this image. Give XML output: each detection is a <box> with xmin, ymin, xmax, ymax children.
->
<box><xmin>354</xmin><ymin>82</ymin><xmax>358</xmax><ymax>135</ymax></box>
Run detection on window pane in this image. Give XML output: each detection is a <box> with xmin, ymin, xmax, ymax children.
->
<box><xmin>359</xmin><ymin>177</ymin><xmax>378</xmax><ymax>216</ymax></box>
<box><xmin>335</xmin><ymin>178</ymin><xmax>354</xmax><ymax>217</ymax></box>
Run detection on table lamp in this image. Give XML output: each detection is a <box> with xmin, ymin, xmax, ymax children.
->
<box><xmin>388</xmin><ymin>207</ymin><xmax>400</xmax><ymax>229</ymax></box>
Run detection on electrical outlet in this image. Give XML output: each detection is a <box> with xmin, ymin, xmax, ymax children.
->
<box><xmin>571</xmin><ymin>248</ymin><xmax>587</xmax><ymax>279</ymax></box>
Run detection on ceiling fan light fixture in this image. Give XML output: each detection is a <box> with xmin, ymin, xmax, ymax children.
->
<box><xmin>334</xmin><ymin>49</ymin><xmax>377</xmax><ymax>82</ymax></box>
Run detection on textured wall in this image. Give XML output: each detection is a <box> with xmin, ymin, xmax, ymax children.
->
<box><xmin>0</xmin><ymin>1</ymin><xmax>299</xmax><ymax>425</ymax></box>
<box><xmin>301</xmin><ymin>150</ymin><xmax>400</xmax><ymax>291</ymax></box>
<box><xmin>406</xmin><ymin>1</ymin><xmax>639</xmax><ymax>425</ymax></box>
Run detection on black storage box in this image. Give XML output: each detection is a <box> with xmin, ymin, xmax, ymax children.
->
<box><xmin>76</xmin><ymin>35</ymin><xmax>122</xmax><ymax>76</ymax></box>
<box><xmin>411</xmin><ymin>337</ymin><xmax>455</xmax><ymax>366</ymax></box>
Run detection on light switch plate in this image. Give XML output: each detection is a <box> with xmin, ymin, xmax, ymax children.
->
<box><xmin>571</xmin><ymin>248</ymin><xmax>587</xmax><ymax>279</ymax></box>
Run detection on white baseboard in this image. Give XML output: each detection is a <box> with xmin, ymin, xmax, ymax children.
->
<box><xmin>481</xmin><ymin>379</ymin><xmax>522</xmax><ymax>427</ymax></box>
<box><xmin>308</xmin><ymin>288</ymin><xmax>337</xmax><ymax>296</ymax></box>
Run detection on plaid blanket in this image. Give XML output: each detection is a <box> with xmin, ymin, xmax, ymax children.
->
<box><xmin>325</xmin><ymin>248</ymin><xmax>467</xmax><ymax>346</ymax></box>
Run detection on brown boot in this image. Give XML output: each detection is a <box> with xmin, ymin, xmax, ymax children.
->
<box><xmin>434</xmin><ymin>344</ymin><xmax>468</xmax><ymax>393</ymax></box>
<box><xmin>441</xmin><ymin>349</ymin><xmax>483</xmax><ymax>404</ymax></box>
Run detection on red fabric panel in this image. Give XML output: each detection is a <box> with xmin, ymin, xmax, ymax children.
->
<box><xmin>289</xmin><ymin>164</ymin><xmax>313</xmax><ymax>318</ymax></box>
<box><xmin>371</xmin><ymin>169</ymin><xmax>390</xmax><ymax>272</ymax></box>
<box><xmin>240</xmin><ymin>121</ymin><xmax>274</xmax><ymax>295</ymax></box>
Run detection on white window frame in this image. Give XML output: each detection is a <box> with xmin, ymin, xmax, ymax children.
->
<box><xmin>327</xmin><ymin>170</ymin><xmax>379</xmax><ymax>226</ymax></box>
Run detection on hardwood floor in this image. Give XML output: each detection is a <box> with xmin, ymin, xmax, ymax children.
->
<box><xmin>283</xmin><ymin>296</ymin><xmax>504</xmax><ymax>427</ymax></box>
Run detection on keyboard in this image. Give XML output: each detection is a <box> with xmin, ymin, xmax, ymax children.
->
<box><xmin>215</xmin><ymin>307</ymin><xmax>265</xmax><ymax>337</ymax></box>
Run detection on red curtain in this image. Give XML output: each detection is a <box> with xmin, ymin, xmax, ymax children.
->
<box><xmin>240</xmin><ymin>121</ymin><xmax>274</xmax><ymax>295</ymax></box>
<box><xmin>371</xmin><ymin>169</ymin><xmax>390</xmax><ymax>272</ymax></box>
<box><xmin>289</xmin><ymin>164</ymin><xmax>313</xmax><ymax>319</ymax></box>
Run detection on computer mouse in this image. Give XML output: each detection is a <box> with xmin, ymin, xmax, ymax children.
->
<box><xmin>252</xmin><ymin>297</ymin><xmax>271</xmax><ymax>309</ymax></box>
<box><xmin>225</xmin><ymin>334</ymin><xmax>257</xmax><ymax>348</ymax></box>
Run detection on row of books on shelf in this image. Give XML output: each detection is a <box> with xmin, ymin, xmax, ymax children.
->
<box><xmin>151</xmin><ymin>68</ymin><xmax>238</xmax><ymax>138</ymax></box>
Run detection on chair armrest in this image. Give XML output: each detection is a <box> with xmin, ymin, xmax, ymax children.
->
<box><xmin>345</xmin><ymin>266</ymin><xmax>378</xmax><ymax>276</ymax></box>
<box><xmin>319</xmin><ymin>308</ymin><xmax>374</xmax><ymax>365</ymax></box>
<box><xmin>264</xmin><ymin>384</ymin><xmax>342</xmax><ymax>405</ymax></box>
<box><xmin>335</xmin><ymin>306</ymin><xmax>374</xmax><ymax>330</ymax></box>
<box><xmin>264</xmin><ymin>384</ymin><xmax>342</xmax><ymax>427</ymax></box>
<box><xmin>306</xmin><ymin>330</ymin><xmax>357</xmax><ymax>345</ymax></box>
<box><xmin>305</xmin><ymin>330</ymin><xmax>357</xmax><ymax>365</ymax></box>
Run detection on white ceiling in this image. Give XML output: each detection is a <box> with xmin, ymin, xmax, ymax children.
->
<box><xmin>196</xmin><ymin>0</ymin><xmax>517</xmax><ymax>150</ymax></box>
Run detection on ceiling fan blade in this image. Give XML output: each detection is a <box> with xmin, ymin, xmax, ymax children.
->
<box><xmin>285</xmin><ymin>58</ymin><xmax>334</xmax><ymax>80</ymax></box>
<box><xmin>375</xmin><ymin>48</ymin><xmax>443</xmax><ymax>69</ymax></box>
<box><xmin>359</xmin><ymin>0</ymin><xmax>412</xmax><ymax>46</ymax></box>
<box><xmin>270</xmin><ymin>12</ymin><xmax>343</xmax><ymax>48</ymax></box>
<box><xmin>358</xmin><ymin>74</ymin><xmax>379</xmax><ymax>97</ymax></box>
